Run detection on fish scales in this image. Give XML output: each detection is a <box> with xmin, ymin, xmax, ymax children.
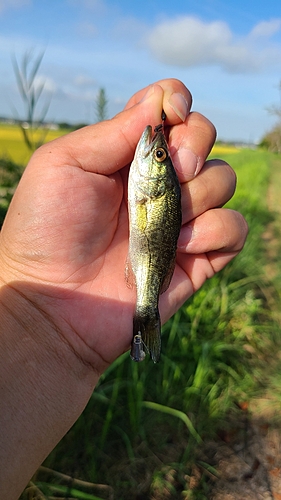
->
<box><xmin>126</xmin><ymin>121</ymin><xmax>182</xmax><ymax>363</ymax></box>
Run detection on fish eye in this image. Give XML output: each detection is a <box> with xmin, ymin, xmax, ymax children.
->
<box><xmin>154</xmin><ymin>147</ymin><xmax>167</xmax><ymax>162</ymax></box>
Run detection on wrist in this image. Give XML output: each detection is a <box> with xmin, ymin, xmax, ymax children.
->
<box><xmin>0</xmin><ymin>280</ymin><xmax>98</xmax><ymax>499</ymax></box>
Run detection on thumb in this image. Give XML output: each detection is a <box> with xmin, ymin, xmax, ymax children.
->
<box><xmin>31</xmin><ymin>84</ymin><xmax>166</xmax><ymax>175</ymax></box>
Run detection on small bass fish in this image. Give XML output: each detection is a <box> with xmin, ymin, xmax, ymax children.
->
<box><xmin>126</xmin><ymin>114</ymin><xmax>182</xmax><ymax>363</ymax></box>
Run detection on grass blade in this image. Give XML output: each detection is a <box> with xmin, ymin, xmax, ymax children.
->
<box><xmin>142</xmin><ymin>401</ymin><xmax>203</xmax><ymax>444</ymax></box>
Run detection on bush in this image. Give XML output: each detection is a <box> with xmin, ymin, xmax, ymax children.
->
<box><xmin>259</xmin><ymin>123</ymin><xmax>281</xmax><ymax>153</ymax></box>
<box><xmin>0</xmin><ymin>156</ymin><xmax>23</xmax><ymax>226</ymax></box>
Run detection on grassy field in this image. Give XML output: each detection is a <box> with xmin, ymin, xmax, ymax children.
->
<box><xmin>21</xmin><ymin>148</ymin><xmax>281</xmax><ymax>499</ymax></box>
<box><xmin>0</xmin><ymin>127</ymin><xmax>280</xmax><ymax>498</ymax></box>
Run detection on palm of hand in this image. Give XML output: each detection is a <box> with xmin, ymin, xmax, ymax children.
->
<box><xmin>1</xmin><ymin>153</ymin><xmax>137</xmax><ymax>365</ymax></box>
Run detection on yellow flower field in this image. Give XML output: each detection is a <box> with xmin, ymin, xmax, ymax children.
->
<box><xmin>0</xmin><ymin>122</ymin><xmax>240</xmax><ymax>166</ymax></box>
<box><xmin>0</xmin><ymin>124</ymin><xmax>68</xmax><ymax>165</ymax></box>
<box><xmin>211</xmin><ymin>143</ymin><xmax>240</xmax><ymax>155</ymax></box>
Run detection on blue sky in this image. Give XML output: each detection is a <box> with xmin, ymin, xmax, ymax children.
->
<box><xmin>0</xmin><ymin>0</ymin><xmax>281</xmax><ymax>142</ymax></box>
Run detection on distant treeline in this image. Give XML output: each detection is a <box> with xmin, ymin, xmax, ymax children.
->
<box><xmin>0</xmin><ymin>117</ymin><xmax>88</xmax><ymax>131</ymax></box>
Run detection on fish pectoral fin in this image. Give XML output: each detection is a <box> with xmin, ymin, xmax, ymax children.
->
<box><xmin>125</xmin><ymin>256</ymin><xmax>135</xmax><ymax>288</ymax></box>
<box><xmin>160</xmin><ymin>257</ymin><xmax>176</xmax><ymax>294</ymax></box>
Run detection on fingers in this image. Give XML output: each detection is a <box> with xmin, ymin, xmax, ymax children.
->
<box><xmin>31</xmin><ymin>85</ymin><xmax>162</xmax><ymax>174</ymax></box>
<box><xmin>169</xmin><ymin>112</ymin><xmax>216</xmax><ymax>182</ymax></box>
<box><xmin>174</xmin><ymin>157</ymin><xmax>248</xmax><ymax>296</ymax></box>
<box><xmin>174</xmin><ymin>208</ymin><xmax>248</xmax><ymax>295</ymax></box>
<box><xmin>158</xmin><ymin>205</ymin><xmax>248</xmax><ymax>322</ymax></box>
<box><xmin>181</xmin><ymin>159</ymin><xmax>237</xmax><ymax>224</ymax></box>
<box><xmin>125</xmin><ymin>79</ymin><xmax>216</xmax><ymax>181</ymax></box>
<box><xmin>178</xmin><ymin>208</ymin><xmax>248</xmax><ymax>255</ymax></box>
<box><xmin>124</xmin><ymin>78</ymin><xmax>192</xmax><ymax>124</ymax></box>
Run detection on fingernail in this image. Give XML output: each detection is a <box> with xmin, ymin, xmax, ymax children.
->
<box><xmin>178</xmin><ymin>225</ymin><xmax>193</xmax><ymax>249</ymax></box>
<box><xmin>168</xmin><ymin>92</ymin><xmax>189</xmax><ymax>122</ymax></box>
<box><xmin>140</xmin><ymin>84</ymin><xmax>155</xmax><ymax>103</ymax></box>
<box><xmin>172</xmin><ymin>148</ymin><xmax>200</xmax><ymax>179</ymax></box>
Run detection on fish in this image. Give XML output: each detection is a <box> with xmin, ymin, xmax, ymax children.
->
<box><xmin>126</xmin><ymin>113</ymin><xmax>182</xmax><ymax>363</ymax></box>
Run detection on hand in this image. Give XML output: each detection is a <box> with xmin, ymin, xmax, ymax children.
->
<box><xmin>0</xmin><ymin>79</ymin><xmax>248</xmax><ymax>498</ymax></box>
<box><xmin>0</xmin><ymin>79</ymin><xmax>247</xmax><ymax>373</ymax></box>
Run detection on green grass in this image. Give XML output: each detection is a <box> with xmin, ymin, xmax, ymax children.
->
<box><xmin>2</xmin><ymin>144</ymin><xmax>277</xmax><ymax>498</ymax></box>
<box><xmin>29</xmin><ymin>149</ymin><xmax>281</xmax><ymax>499</ymax></box>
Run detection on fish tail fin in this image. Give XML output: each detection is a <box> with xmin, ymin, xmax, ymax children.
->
<box><xmin>130</xmin><ymin>307</ymin><xmax>161</xmax><ymax>363</ymax></box>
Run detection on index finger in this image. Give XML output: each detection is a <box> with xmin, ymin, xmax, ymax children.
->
<box><xmin>124</xmin><ymin>78</ymin><xmax>192</xmax><ymax>125</ymax></box>
<box><xmin>169</xmin><ymin>112</ymin><xmax>216</xmax><ymax>183</ymax></box>
<box><xmin>126</xmin><ymin>79</ymin><xmax>216</xmax><ymax>182</ymax></box>
<box><xmin>30</xmin><ymin>84</ymin><xmax>168</xmax><ymax>175</ymax></box>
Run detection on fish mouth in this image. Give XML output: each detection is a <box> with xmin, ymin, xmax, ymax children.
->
<box><xmin>138</xmin><ymin>125</ymin><xmax>164</xmax><ymax>158</ymax></box>
<box><xmin>138</xmin><ymin>126</ymin><xmax>153</xmax><ymax>158</ymax></box>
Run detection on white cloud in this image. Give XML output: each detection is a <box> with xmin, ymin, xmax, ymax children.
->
<box><xmin>74</xmin><ymin>74</ymin><xmax>97</xmax><ymax>87</ymax></box>
<box><xmin>0</xmin><ymin>0</ymin><xmax>30</xmax><ymax>14</ymax></box>
<box><xmin>249</xmin><ymin>19</ymin><xmax>281</xmax><ymax>39</ymax></box>
<box><xmin>34</xmin><ymin>75</ymin><xmax>57</xmax><ymax>94</ymax></box>
<box><xmin>146</xmin><ymin>16</ymin><xmax>281</xmax><ymax>74</ymax></box>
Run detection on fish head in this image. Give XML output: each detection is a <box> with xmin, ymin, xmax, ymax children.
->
<box><xmin>133</xmin><ymin>125</ymin><xmax>171</xmax><ymax>180</ymax></box>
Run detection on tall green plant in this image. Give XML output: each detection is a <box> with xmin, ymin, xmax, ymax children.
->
<box><xmin>11</xmin><ymin>49</ymin><xmax>51</xmax><ymax>151</ymax></box>
<box><xmin>95</xmin><ymin>88</ymin><xmax>108</xmax><ymax>122</ymax></box>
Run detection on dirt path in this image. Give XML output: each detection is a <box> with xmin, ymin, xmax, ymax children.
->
<box><xmin>208</xmin><ymin>154</ymin><xmax>281</xmax><ymax>500</ymax></box>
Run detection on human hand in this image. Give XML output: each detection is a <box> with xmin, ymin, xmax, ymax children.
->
<box><xmin>0</xmin><ymin>79</ymin><xmax>248</xmax><ymax>498</ymax></box>
<box><xmin>0</xmin><ymin>79</ymin><xmax>247</xmax><ymax>375</ymax></box>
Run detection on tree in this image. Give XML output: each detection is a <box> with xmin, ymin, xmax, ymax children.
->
<box><xmin>260</xmin><ymin>80</ymin><xmax>281</xmax><ymax>152</ymax></box>
<box><xmin>260</xmin><ymin>124</ymin><xmax>281</xmax><ymax>153</ymax></box>
<box><xmin>267</xmin><ymin>81</ymin><xmax>281</xmax><ymax>120</ymax></box>
<box><xmin>95</xmin><ymin>88</ymin><xmax>108</xmax><ymax>122</ymax></box>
